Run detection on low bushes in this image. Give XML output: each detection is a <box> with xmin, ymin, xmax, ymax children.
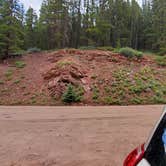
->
<box><xmin>119</xmin><ymin>47</ymin><xmax>143</xmax><ymax>59</ymax></box>
<box><xmin>92</xmin><ymin>86</ymin><xmax>100</xmax><ymax>101</ymax></box>
<box><xmin>155</xmin><ymin>56</ymin><xmax>166</xmax><ymax>66</ymax></box>
<box><xmin>15</xmin><ymin>61</ymin><xmax>26</xmax><ymax>68</ymax></box>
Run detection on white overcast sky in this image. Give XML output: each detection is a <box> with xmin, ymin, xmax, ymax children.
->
<box><xmin>20</xmin><ymin>0</ymin><xmax>142</xmax><ymax>16</ymax></box>
<box><xmin>20</xmin><ymin>0</ymin><xmax>43</xmax><ymax>15</ymax></box>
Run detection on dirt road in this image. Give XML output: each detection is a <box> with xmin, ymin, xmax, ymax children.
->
<box><xmin>0</xmin><ymin>105</ymin><xmax>164</xmax><ymax>166</ymax></box>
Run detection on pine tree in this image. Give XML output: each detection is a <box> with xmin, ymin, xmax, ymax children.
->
<box><xmin>38</xmin><ymin>0</ymin><xmax>70</xmax><ymax>50</ymax></box>
<box><xmin>69</xmin><ymin>0</ymin><xmax>82</xmax><ymax>48</ymax></box>
<box><xmin>139</xmin><ymin>0</ymin><xmax>153</xmax><ymax>50</ymax></box>
<box><xmin>0</xmin><ymin>0</ymin><xmax>24</xmax><ymax>59</ymax></box>
<box><xmin>130</xmin><ymin>0</ymin><xmax>142</xmax><ymax>49</ymax></box>
<box><xmin>25</xmin><ymin>7</ymin><xmax>38</xmax><ymax>49</ymax></box>
<box><xmin>151</xmin><ymin>0</ymin><xmax>166</xmax><ymax>54</ymax></box>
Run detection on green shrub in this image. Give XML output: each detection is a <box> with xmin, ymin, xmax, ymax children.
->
<box><xmin>103</xmin><ymin>96</ymin><xmax>113</xmax><ymax>105</ymax></box>
<box><xmin>130</xmin><ymin>97</ymin><xmax>143</xmax><ymax>104</ymax></box>
<box><xmin>76</xmin><ymin>86</ymin><xmax>84</xmax><ymax>96</ymax></box>
<box><xmin>27</xmin><ymin>47</ymin><xmax>41</xmax><ymax>53</ymax></box>
<box><xmin>104</xmin><ymin>86</ymin><xmax>111</xmax><ymax>93</ymax></box>
<box><xmin>15</xmin><ymin>61</ymin><xmax>26</xmax><ymax>68</ymax></box>
<box><xmin>119</xmin><ymin>47</ymin><xmax>143</xmax><ymax>59</ymax></box>
<box><xmin>13</xmin><ymin>79</ymin><xmax>20</xmax><ymax>84</ymax></box>
<box><xmin>62</xmin><ymin>84</ymin><xmax>82</xmax><ymax>103</ymax></box>
<box><xmin>155</xmin><ymin>56</ymin><xmax>166</xmax><ymax>66</ymax></box>
<box><xmin>92</xmin><ymin>92</ymin><xmax>99</xmax><ymax>100</ymax></box>
<box><xmin>152</xmin><ymin>96</ymin><xmax>166</xmax><ymax>104</ymax></box>
<box><xmin>158</xmin><ymin>47</ymin><xmax>166</xmax><ymax>56</ymax></box>
<box><xmin>92</xmin><ymin>86</ymin><xmax>100</xmax><ymax>101</ymax></box>
<box><xmin>137</xmin><ymin>51</ymin><xmax>143</xmax><ymax>59</ymax></box>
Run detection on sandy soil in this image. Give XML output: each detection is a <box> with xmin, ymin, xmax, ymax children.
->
<box><xmin>0</xmin><ymin>105</ymin><xmax>165</xmax><ymax>166</ymax></box>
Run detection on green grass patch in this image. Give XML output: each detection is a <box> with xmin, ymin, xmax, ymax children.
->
<box><xmin>57</xmin><ymin>61</ymin><xmax>73</xmax><ymax>68</ymax></box>
<box><xmin>13</xmin><ymin>79</ymin><xmax>21</xmax><ymax>84</ymax></box>
<box><xmin>104</xmin><ymin>86</ymin><xmax>111</xmax><ymax>94</ymax></box>
<box><xmin>130</xmin><ymin>97</ymin><xmax>143</xmax><ymax>104</ymax></box>
<box><xmin>92</xmin><ymin>86</ymin><xmax>100</xmax><ymax>101</ymax></box>
<box><xmin>15</xmin><ymin>61</ymin><xmax>26</xmax><ymax>69</ymax></box>
<box><xmin>108</xmin><ymin>66</ymin><xmax>166</xmax><ymax>104</ymax></box>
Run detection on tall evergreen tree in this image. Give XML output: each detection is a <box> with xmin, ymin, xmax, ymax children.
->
<box><xmin>151</xmin><ymin>0</ymin><xmax>166</xmax><ymax>54</ymax></box>
<box><xmin>139</xmin><ymin>0</ymin><xmax>153</xmax><ymax>50</ymax></box>
<box><xmin>38</xmin><ymin>0</ymin><xmax>70</xmax><ymax>50</ymax></box>
<box><xmin>0</xmin><ymin>0</ymin><xmax>24</xmax><ymax>59</ymax></box>
<box><xmin>25</xmin><ymin>7</ymin><xmax>38</xmax><ymax>49</ymax></box>
<box><xmin>130</xmin><ymin>0</ymin><xmax>142</xmax><ymax>49</ymax></box>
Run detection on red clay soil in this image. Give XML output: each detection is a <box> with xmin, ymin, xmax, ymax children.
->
<box><xmin>0</xmin><ymin>49</ymin><xmax>165</xmax><ymax>105</ymax></box>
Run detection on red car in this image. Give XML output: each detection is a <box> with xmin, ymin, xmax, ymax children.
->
<box><xmin>124</xmin><ymin>106</ymin><xmax>166</xmax><ymax>166</ymax></box>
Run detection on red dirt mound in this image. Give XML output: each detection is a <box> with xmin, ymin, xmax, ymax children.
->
<box><xmin>43</xmin><ymin>59</ymin><xmax>88</xmax><ymax>97</ymax></box>
<box><xmin>0</xmin><ymin>49</ymin><xmax>164</xmax><ymax>105</ymax></box>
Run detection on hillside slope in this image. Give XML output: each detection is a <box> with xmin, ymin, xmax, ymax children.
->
<box><xmin>0</xmin><ymin>49</ymin><xmax>165</xmax><ymax>105</ymax></box>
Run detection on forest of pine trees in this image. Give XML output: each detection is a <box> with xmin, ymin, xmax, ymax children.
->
<box><xmin>0</xmin><ymin>0</ymin><xmax>166</xmax><ymax>59</ymax></box>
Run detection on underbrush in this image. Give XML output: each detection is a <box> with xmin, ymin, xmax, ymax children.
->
<box><xmin>101</xmin><ymin>66</ymin><xmax>166</xmax><ymax>105</ymax></box>
<box><xmin>119</xmin><ymin>47</ymin><xmax>143</xmax><ymax>59</ymax></box>
<box><xmin>92</xmin><ymin>86</ymin><xmax>100</xmax><ymax>101</ymax></box>
<box><xmin>57</xmin><ymin>61</ymin><xmax>73</xmax><ymax>68</ymax></box>
<box><xmin>15</xmin><ymin>61</ymin><xmax>26</xmax><ymax>68</ymax></box>
<box><xmin>155</xmin><ymin>56</ymin><xmax>166</xmax><ymax>66</ymax></box>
